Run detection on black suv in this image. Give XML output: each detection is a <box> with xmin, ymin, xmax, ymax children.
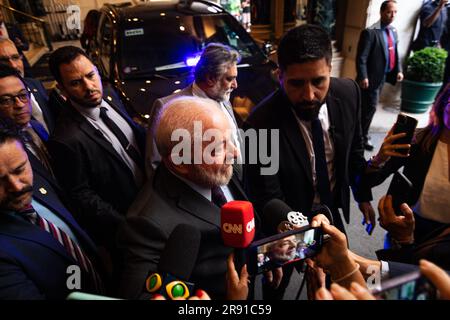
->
<box><xmin>89</xmin><ymin>0</ymin><xmax>278</xmax><ymax>123</ymax></box>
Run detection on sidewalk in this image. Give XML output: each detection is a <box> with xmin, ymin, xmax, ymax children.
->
<box><xmin>370</xmin><ymin>101</ymin><xmax>431</xmax><ymax>134</ymax></box>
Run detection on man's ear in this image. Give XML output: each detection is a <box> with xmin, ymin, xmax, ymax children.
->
<box><xmin>205</xmin><ymin>74</ymin><xmax>217</xmax><ymax>87</ymax></box>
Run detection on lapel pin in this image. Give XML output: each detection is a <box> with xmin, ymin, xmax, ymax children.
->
<box><xmin>39</xmin><ymin>187</ymin><xmax>47</xmax><ymax>195</ymax></box>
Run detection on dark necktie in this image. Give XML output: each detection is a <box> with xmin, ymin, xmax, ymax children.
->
<box><xmin>211</xmin><ymin>186</ymin><xmax>228</xmax><ymax>208</ymax></box>
<box><xmin>311</xmin><ymin>118</ymin><xmax>332</xmax><ymax>208</ymax></box>
<box><xmin>18</xmin><ymin>204</ymin><xmax>103</xmax><ymax>293</ymax></box>
<box><xmin>386</xmin><ymin>28</ymin><xmax>396</xmax><ymax>71</ymax></box>
<box><xmin>99</xmin><ymin>107</ymin><xmax>142</xmax><ymax>167</ymax></box>
<box><xmin>23</xmin><ymin>127</ymin><xmax>54</xmax><ymax>177</ymax></box>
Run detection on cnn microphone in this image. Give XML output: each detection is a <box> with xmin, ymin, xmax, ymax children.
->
<box><xmin>262</xmin><ymin>199</ymin><xmax>309</xmax><ymax>236</ymax></box>
<box><xmin>220</xmin><ymin>201</ymin><xmax>256</xmax><ymax>271</ymax></box>
<box><xmin>145</xmin><ymin>224</ymin><xmax>201</xmax><ymax>299</ymax></box>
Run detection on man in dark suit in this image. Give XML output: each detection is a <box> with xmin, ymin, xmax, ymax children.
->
<box><xmin>0</xmin><ymin>39</ymin><xmax>56</xmax><ymax>134</ymax></box>
<box><xmin>245</xmin><ymin>24</ymin><xmax>373</xmax><ymax>234</ymax></box>
<box><xmin>0</xmin><ymin>10</ymin><xmax>31</xmax><ymax>77</ymax></box>
<box><xmin>0</xmin><ymin>122</ymin><xmax>103</xmax><ymax>299</ymax></box>
<box><xmin>0</xmin><ymin>65</ymin><xmax>54</xmax><ymax>180</ymax></box>
<box><xmin>117</xmin><ymin>96</ymin><xmax>249</xmax><ymax>299</ymax></box>
<box><xmin>47</xmin><ymin>46</ymin><xmax>145</xmax><ymax>261</ymax></box>
<box><xmin>356</xmin><ymin>0</ymin><xmax>403</xmax><ymax>150</ymax></box>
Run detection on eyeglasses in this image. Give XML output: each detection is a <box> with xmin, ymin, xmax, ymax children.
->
<box><xmin>0</xmin><ymin>91</ymin><xmax>30</xmax><ymax>107</ymax></box>
<box><xmin>0</xmin><ymin>54</ymin><xmax>23</xmax><ymax>64</ymax></box>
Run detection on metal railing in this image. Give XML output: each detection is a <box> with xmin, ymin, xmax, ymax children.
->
<box><xmin>43</xmin><ymin>0</ymin><xmax>80</xmax><ymax>42</ymax></box>
<box><xmin>0</xmin><ymin>3</ymin><xmax>53</xmax><ymax>51</ymax></box>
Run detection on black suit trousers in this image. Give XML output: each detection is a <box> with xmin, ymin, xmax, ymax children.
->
<box><xmin>361</xmin><ymin>79</ymin><xmax>385</xmax><ymax>140</ymax></box>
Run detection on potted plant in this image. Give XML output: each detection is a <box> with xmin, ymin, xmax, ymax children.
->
<box><xmin>401</xmin><ymin>47</ymin><xmax>448</xmax><ymax>113</ymax></box>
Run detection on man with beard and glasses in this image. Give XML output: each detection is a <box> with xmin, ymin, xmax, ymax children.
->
<box><xmin>146</xmin><ymin>43</ymin><xmax>243</xmax><ymax>180</ymax></box>
<box><xmin>0</xmin><ymin>120</ymin><xmax>104</xmax><ymax>299</ymax></box>
<box><xmin>47</xmin><ymin>46</ymin><xmax>145</xmax><ymax>292</ymax></box>
<box><xmin>117</xmin><ymin>96</ymin><xmax>254</xmax><ymax>300</ymax></box>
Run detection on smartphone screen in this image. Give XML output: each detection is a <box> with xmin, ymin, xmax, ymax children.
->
<box><xmin>247</xmin><ymin>226</ymin><xmax>323</xmax><ymax>274</ymax></box>
<box><xmin>371</xmin><ymin>271</ymin><xmax>437</xmax><ymax>300</ymax></box>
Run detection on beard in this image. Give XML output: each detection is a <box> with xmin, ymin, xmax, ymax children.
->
<box><xmin>0</xmin><ymin>185</ymin><xmax>33</xmax><ymax>211</ymax></box>
<box><xmin>191</xmin><ymin>163</ymin><xmax>233</xmax><ymax>189</ymax></box>
<box><xmin>292</xmin><ymin>100</ymin><xmax>323</xmax><ymax>121</ymax></box>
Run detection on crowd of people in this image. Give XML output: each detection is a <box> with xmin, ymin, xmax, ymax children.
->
<box><xmin>0</xmin><ymin>0</ymin><xmax>449</xmax><ymax>301</ymax></box>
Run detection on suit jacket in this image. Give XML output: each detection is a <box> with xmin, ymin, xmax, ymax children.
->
<box><xmin>24</xmin><ymin>78</ymin><xmax>57</xmax><ymax>134</ymax></box>
<box><xmin>47</xmin><ymin>100</ymin><xmax>145</xmax><ymax>248</ymax></box>
<box><xmin>244</xmin><ymin>78</ymin><xmax>369</xmax><ymax>224</ymax></box>
<box><xmin>356</xmin><ymin>22</ymin><xmax>402</xmax><ymax>89</ymax></box>
<box><xmin>117</xmin><ymin>164</ymin><xmax>250</xmax><ymax>300</ymax></box>
<box><xmin>145</xmin><ymin>84</ymin><xmax>243</xmax><ymax>179</ymax></box>
<box><xmin>378</xmin><ymin>225</ymin><xmax>450</xmax><ymax>272</ymax></box>
<box><xmin>0</xmin><ymin>169</ymin><xmax>100</xmax><ymax>299</ymax></box>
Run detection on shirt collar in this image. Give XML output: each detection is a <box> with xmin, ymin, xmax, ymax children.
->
<box><xmin>71</xmin><ymin>99</ymin><xmax>108</xmax><ymax>121</ymax></box>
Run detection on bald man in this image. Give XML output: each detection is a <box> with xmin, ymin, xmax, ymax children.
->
<box><xmin>117</xmin><ymin>96</ymin><xmax>252</xmax><ymax>300</ymax></box>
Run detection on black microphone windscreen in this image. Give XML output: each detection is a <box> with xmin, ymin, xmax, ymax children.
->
<box><xmin>158</xmin><ymin>224</ymin><xmax>201</xmax><ymax>281</ymax></box>
<box><xmin>262</xmin><ymin>199</ymin><xmax>294</xmax><ymax>235</ymax></box>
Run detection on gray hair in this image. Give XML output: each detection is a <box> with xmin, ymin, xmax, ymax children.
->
<box><xmin>155</xmin><ymin>96</ymin><xmax>226</xmax><ymax>158</ymax></box>
<box><xmin>194</xmin><ymin>43</ymin><xmax>241</xmax><ymax>83</ymax></box>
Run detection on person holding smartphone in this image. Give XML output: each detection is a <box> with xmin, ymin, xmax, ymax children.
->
<box><xmin>359</xmin><ymin>83</ymin><xmax>450</xmax><ymax>242</ymax></box>
<box><xmin>315</xmin><ymin>260</ymin><xmax>450</xmax><ymax>300</ymax></box>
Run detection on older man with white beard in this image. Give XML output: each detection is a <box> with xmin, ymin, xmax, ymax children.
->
<box><xmin>117</xmin><ymin>96</ymin><xmax>253</xmax><ymax>300</ymax></box>
<box><xmin>145</xmin><ymin>43</ymin><xmax>243</xmax><ymax>180</ymax></box>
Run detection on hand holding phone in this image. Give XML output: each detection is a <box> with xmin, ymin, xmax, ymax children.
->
<box><xmin>371</xmin><ymin>271</ymin><xmax>437</xmax><ymax>300</ymax></box>
<box><xmin>387</xmin><ymin>171</ymin><xmax>413</xmax><ymax>215</ymax></box>
<box><xmin>392</xmin><ymin>114</ymin><xmax>418</xmax><ymax>155</ymax></box>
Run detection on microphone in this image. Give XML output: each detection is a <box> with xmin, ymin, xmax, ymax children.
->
<box><xmin>221</xmin><ymin>201</ymin><xmax>256</xmax><ymax>271</ymax></box>
<box><xmin>262</xmin><ymin>199</ymin><xmax>309</xmax><ymax>236</ymax></box>
<box><xmin>145</xmin><ymin>224</ymin><xmax>201</xmax><ymax>299</ymax></box>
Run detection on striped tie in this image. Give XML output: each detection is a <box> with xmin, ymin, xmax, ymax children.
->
<box><xmin>19</xmin><ymin>204</ymin><xmax>103</xmax><ymax>293</ymax></box>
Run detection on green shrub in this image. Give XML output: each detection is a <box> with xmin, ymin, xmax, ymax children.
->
<box><xmin>405</xmin><ymin>47</ymin><xmax>448</xmax><ymax>83</ymax></box>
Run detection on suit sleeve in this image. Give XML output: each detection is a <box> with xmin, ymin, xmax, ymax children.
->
<box><xmin>348</xmin><ymin>80</ymin><xmax>371</xmax><ymax>202</ymax></box>
<box><xmin>48</xmin><ymin>139</ymin><xmax>125</xmax><ymax>248</ymax></box>
<box><xmin>356</xmin><ymin>29</ymin><xmax>371</xmax><ymax>82</ymax></box>
<box><xmin>116</xmin><ymin>216</ymin><xmax>167</xmax><ymax>299</ymax></box>
<box><xmin>0</xmin><ymin>253</ymin><xmax>45</xmax><ymax>300</ymax></box>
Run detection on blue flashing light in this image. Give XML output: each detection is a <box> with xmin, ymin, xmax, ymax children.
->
<box><xmin>185</xmin><ymin>55</ymin><xmax>201</xmax><ymax>67</ymax></box>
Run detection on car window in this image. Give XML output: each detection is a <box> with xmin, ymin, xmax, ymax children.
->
<box><xmin>118</xmin><ymin>13</ymin><xmax>264</xmax><ymax>78</ymax></box>
<box><xmin>98</xmin><ymin>15</ymin><xmax>113</xmax><ymax>78</ymax></box>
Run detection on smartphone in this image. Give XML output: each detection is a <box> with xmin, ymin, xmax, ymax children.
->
<box><xmin>246</xmin><ymin>225</ymin><xmax>323</xmax><ymax>275</ymax></box>
<box><xmin>387</xmin><ymin>171</ymin><xmax>413</xmax><ymax>215</ymax></box>
<box><xmin>371</xmin><ymin>271</ymin><xmax>437</xmax><ymax>300</ymax></box>
<box><xmin>392</xmin><ymin>114</ymin><xmax>418</xmax><ymax>155</ymax></box>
